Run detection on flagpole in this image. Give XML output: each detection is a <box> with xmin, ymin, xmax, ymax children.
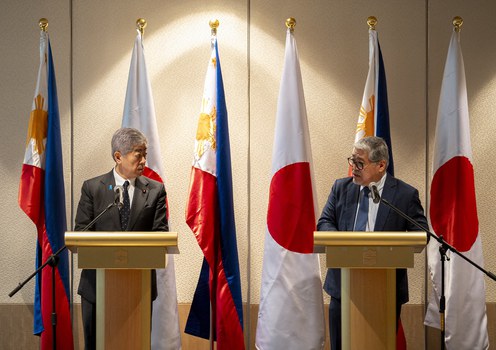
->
<box><xmin>42</xmin><ymin>19</ymin><xmax>59</xmax><ymax>350</ymax></box>
<box><xmin>208</xmin><ymin>19</ymin><xmax>218</xmax><ymax>350</ymax></box>
<box><xmin>39</xmin><ymin>17</ymin><xmax>59</xmax><ymax>350</ymax></box>
<box><xmin>437</xmin><ymin>17</ymin><xmax>462</xmax><ymax>350</ymax></box>
<box><xmin>436</xmin><ymin>18</ymin><xmax>461</xmax><ymax>350</ymax></box>
<box><xmin>39</xmin><ymin>19</ymin><xmax>61</xmax><ymax>350</ymax></box>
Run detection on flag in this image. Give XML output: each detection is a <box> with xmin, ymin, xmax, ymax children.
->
<box><xmin>122</xmin><ymin>29</ymin><xmax>181</xmax><ymax>350</ymax></box>
<box><xmin>18</xmin><ymin>30</ymin><xmax>74</xmax><ymax>350</ymax></box>
<box><xmin>255</xmin><ymin>27</ymin><xmax>325</xmax><ymax>350</ymax></box>
<box><xmin>354</xmin><ymin>28</ymin><xmax>394</xmax><ymax>175</ymax></box>
<box><xmin>424</xmin><ymin>27</ymin><xmax>489</xmax><ymax>349</ymax></box>
<box><xmin>354</xmin><ymin>26</ymin><xmax>407</xmax><ymax>349</ymax></box>
<box><xmin>184</xmin><ymin>36</ymin><xmax>245</xmax><ymax>349</ymax></box>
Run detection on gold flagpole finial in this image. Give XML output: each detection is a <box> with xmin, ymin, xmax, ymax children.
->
<box><xmin>39</xmin><ymin>18</ymin><xmax>48</xmax><ymax>32</ymax></box>
<box><xmin>210</xmin><ymin>19</ymin><xmax>219</xmax><ymax>36</ymax></box>
<box><xmin>136</xmin><ymin>18</ymin><xmax>147</xmax><ymax>35</ymax></box>
<box><xmin>286</xmin><ymin>18</ymin><xmax>296</xmax><ymax>32</ymax></box>
<box><xmin>453</xmin><ymin>16</ymin><xmax>463</xmax><ymax>32</ymax></box>
<box><xmin>367</xmin><ymin>16</ymin><xmax>377</xmax><ymax>30</ymax></box>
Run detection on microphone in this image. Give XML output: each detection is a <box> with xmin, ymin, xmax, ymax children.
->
<box><xmin>368</xmin><ymin>182</ymin><xmax>381</xmax><ymax>204</ymax></box>
<box><xmin>114</xmin><ymin>185</ymin><xmax>124</xmax><ymax>209</ymax></box>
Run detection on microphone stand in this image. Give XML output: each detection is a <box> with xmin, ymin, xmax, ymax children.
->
<box><xmin>8</xmin><ymin>200</ymin><xmax>119</xmax><ymax>350</ymax></box>
<box><xmin>371</xmin><ymin>187</ymin><xmax>496</xmax><ymax>350</ymax></box>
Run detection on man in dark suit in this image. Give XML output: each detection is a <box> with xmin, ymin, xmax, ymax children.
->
<box><xmin>317</xmin><ymin>136</ymin><xmax>427</xmax><ymax>350</ymax></box>
<box><xmin>75</xmin><ymin>127</ymin><xmax>168</xmax><ymax>350</ymax></box>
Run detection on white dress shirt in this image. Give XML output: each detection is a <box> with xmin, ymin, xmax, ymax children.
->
<box><xmin>354</xmin><ymin>172</ymin><xmax>387</xmax><ymax>231</ymax></box>
<box><xmin>113</xmin><ymin>168</ymin><xmax>136</xmax><ymax>209</ymax></box>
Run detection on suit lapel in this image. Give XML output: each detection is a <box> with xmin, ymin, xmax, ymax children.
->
<box><xmin>128</xmin><ymin>176</ymin><xmax>150</xmax><ymax>230</ymax></box>
<box><xmin>375</xmin><ymin>175</ymin><xmax>397</xmax><ymax>231</ymax></box>
<box><xmin>344</xmin><ymin>182</ymin><xmax>360</xmax><ymax>231</ymax></box>
<box><xmin>100</xmin><ymin>170</ymin><xmax>121</xmax><ymax>229</ymax></box>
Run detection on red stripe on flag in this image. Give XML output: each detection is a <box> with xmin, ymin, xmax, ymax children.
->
<box><xmin>186</xmin><ymin>167</ymin><xmax>219</xmax><ymax>261</ymax></box>
<box><xmin>39</xmin><ymin>225</ymin><xmax>73</xmax><ymax>349</ymax></box>
<box><xmin>430</xmin><ymin>156</ymin><xmax>478</xmax><ymax>251</ymax></box>
<box><xmin>186</xmin><ymin>167</ymin><xmax>244</xmax><ymax>349</ymax></box>
<box><xmin>19</xmin><ymin>164</ymin><xmax>44</xmax><ymax>224</ymax></box>
<box><xmin>214</xmin><ymin>264</ymin><xmax>245</xmax><ymax>350</ymax></box>
<box><xmin>267</xmin><ymin>162</ymin><xmax>315</xmax><ymax>253</ymax></box>
<box><xmin>20</xmin><ymin>164</ymin><xmax>73</xmax><ymax>348</ymax></box>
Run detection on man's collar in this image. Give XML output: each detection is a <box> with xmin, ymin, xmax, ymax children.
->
<box><xmin>360</xmin><ymin>172</ymin><xmax>387</xmax><ymax>192</ymax></box>
<box><xmin>113</xmin><ymin>167</ymin><xmax>136</xmax><ymax>187</ymax></box>
<box><xmin>375</xmin><ymin>172</ymin><xmax>387</xmax><ymax>191</ymax></box>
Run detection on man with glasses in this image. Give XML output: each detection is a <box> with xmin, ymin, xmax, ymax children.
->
<box><xmin>318</xmin><ymin>136</ymin><xmax>427</xmax><ymax>350</ymax></box>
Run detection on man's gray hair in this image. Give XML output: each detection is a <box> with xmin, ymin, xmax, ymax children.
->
<box><xmin>354</xmin><ymin>136</ymin><xmax>389</xmax><ymax>167</ymax></box>
<box><xmin>111</xmin><ymin>127</ymin><xmax>147</xmax><ymax>160</ymax></box>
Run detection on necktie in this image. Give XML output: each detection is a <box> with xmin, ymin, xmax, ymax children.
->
<box><xmin>120</xmin><ymin>180</ymin><xmax>131</xmax><ymax>231</ymax></box>
<box><xmin>354</xmin><ymin>186</ymin><xmax>370</xmax><ymax>231</ymax></box>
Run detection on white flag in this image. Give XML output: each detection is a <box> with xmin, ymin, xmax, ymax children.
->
<box><xmin>255</xmin><ymin>27</ymin><xmax>325</xmax><ymax>350</ymax></box>
<box><xmin>424</xmin><ymin>28</ymin><xmax>488</xmax><ymax>349</ymax></box>
<box><xmin>122</xmin><ymin>29</ymin><xmax>181</xmax><ymax>350</ymax></box>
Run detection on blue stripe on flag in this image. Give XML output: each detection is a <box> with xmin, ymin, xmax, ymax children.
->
<box><xmin>375</xmin><ymin>40</ymin><xmax>394</xmax><ymax>176</ymax></box>
<box><xmin>185</xmin><ymin>258</ymin><xmax>212</xmax><ymax>339</ymax></box>
<box><xmin>45</xmin><ymin>41</ymin><xmax>71</xmax><ymax>298</ymax></box>
<box><xmin>214</xmin><ymin>41</ymin><xmax>244</xmax><ymax>329</ymax></box>
<box><xmin>33</xmin><ymin>242</ymin><xmax>43</xmax><ymax>334</ymax></box>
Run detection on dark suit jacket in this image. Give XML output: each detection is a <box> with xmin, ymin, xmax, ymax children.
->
<box><xmin>76</xmin><ymin>170</ymin><xmax>168</xmax><ymax>303</ymax></box>
<box><xmin>317</xmin><ymin>175</ymin><xmax>427</xmax><ymax>305</ymax></box>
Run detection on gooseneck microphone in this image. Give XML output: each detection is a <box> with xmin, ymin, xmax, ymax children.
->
<box><xmin>114</xmin><ymin>185</ymin><xmax>124</xmax><ymax>209</ymax></box>
<box><xmin>368</xmin><ymin>182</ymin><xmax>381</xmax><ymax>204</ymax></box>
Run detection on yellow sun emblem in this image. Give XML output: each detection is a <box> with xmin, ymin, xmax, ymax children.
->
<box><xmin>26</xmin><ymin>94</ymin><xmax>48</xmax><ymax>155</ymax></box>
<box><xmin>195</xmin><ymin>107</ymin><xmax>216</xmax><ymax>158</ymax></box>
<box><xmin>356</xmin><ymin>95</ymin><xmax>375</xmax><ymax>137</ymax></box>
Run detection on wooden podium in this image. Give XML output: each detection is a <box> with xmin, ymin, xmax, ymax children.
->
<box><xmin>66</xmin><ymin>231</ymin><xmax>178</xmax><ymax>350</ymax></box>
<box><xmin>314</xmin><ymin>231</ymin><xmax>426</xmax><ymax>350</ymax></box>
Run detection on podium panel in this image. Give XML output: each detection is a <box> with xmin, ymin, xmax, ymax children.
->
<box><xmin>315</xmin><ymin>231</ymin><xmax>426</xmax><ymax>350</ymax></box>
<box><xmin>97</xmin><ymin>270</ymin><xmax>151</xmax><ymax>350</ymax></box>
<box><xmin>342</xmin><ymin>269</ymin><xmax>396</xmax><ymax>350</ymax></box>
<box><xmin>66</xmin><ymin>231</ymin><xmax>178</xmax><ymax>350</ymax></box>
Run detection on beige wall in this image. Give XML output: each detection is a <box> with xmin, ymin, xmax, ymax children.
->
<box><xmin>2</xmin><ymin>0</ymin><xmax>496</xmax><ymax>347</ymax></box>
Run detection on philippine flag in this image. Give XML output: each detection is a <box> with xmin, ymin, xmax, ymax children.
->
<box><xmin>353</xmin><ymin>26</ymin><xmax>394</xmax><ymax>175</ymax></box>
<box><xmin>185</xmin><ymin>35</ymin><xmax>245</xmax><ymax>350</ymax></box>
<box><xmin>18</xmin><ymin>29</ymin><xmax>74</xmax><ymax>350</ymax></box>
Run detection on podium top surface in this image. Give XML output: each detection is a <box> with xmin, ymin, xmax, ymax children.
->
<box><xmin>314</xmin><ymin>231</ymin><xmax>427</xmax><ymax>248</ymax></box>
<box><xmin>65</xmin><ymin>231</ymin><xmax>178</xmax><ymax>248</ymax></box>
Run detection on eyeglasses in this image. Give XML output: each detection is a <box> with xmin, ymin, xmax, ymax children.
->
<box><xmin>347</xmin><ymin>157</ymin><xmax>374</xmax><ymax>171</ymax></box>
